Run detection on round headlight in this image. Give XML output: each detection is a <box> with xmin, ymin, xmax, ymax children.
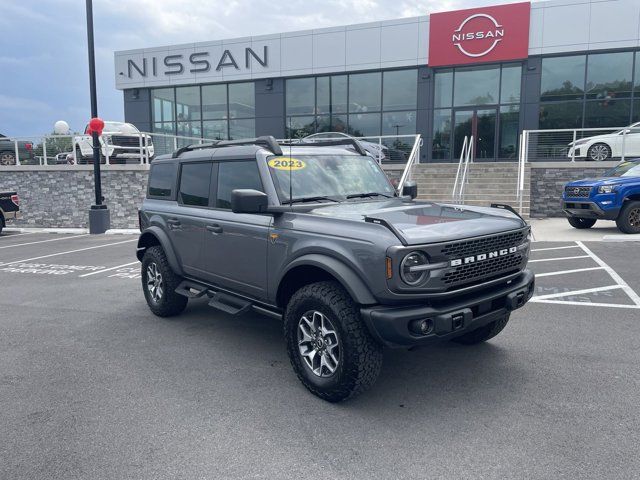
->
<box><xmin>400</xmin><ymin>251</ymin><xmax>429</xmax><ymax>286</ymax></box>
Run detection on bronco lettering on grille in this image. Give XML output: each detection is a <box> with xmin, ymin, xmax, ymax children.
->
<box><xmin>450</xmin><ymin>246</ymin><xmax>517</xmax><ymax>267</ymax></box>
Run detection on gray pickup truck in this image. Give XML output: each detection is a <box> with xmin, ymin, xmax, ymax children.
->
<box><xmin>136</xmin><ymin>136</ymin><xmax>534</xmax><ymax>402</ymax></box>
<box><xmin>0</xmin><ymin>191</ymin><xmax>20</xmax><ymax>234</ymax></box>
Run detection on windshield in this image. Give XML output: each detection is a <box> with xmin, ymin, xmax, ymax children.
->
<box><xmin>268</xmin><ymin>154</ymin><xmax>395</xmax><ymax>202</ymax></box>
<box><xmin>604</xmin><ymin>161</ymin><xmax>640</xmax><ymax>177</ymax></box>
<box><xmin>103</xmin><ymin>122</ymin><xmax>139</xmax><ymax>134</ymax></box>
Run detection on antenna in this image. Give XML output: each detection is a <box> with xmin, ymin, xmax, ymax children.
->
<box><xmin>288</xmin><ymin>117</ymin><xmax>293</xmax><ymax>209</ymax></box>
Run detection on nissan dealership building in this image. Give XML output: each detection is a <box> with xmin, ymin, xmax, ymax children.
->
<box><xmin>115</xmin><ymin>0</ymin><xmax>640</xmax><ymax>163</ymax></box>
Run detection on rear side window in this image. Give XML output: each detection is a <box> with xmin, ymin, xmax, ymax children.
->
<box><xmin>179</xmin><ymin>162</ymin><xmax>212</xmax><ymax>207</ymax></box>
<box><xmin>148</xmin><ymin>163</ymin><xmax>176</xmax><ymax>198</ymax></box>
<box><xmin>216</xmin><ymin>161</ymin><xmax>263</xmax><ymax>209</ymax></box>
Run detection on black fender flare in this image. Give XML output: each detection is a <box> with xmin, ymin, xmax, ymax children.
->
<box><xmin>136</xmin><ymin>226</ymin><xmax>183</xmax><ymax>276</ymax></box>
<box><xmin>280</xmin><ymin>254</ymin><xmax>377</xmax><ymax>305</ymax></box>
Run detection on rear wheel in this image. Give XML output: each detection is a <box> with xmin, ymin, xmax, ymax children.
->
<box><xmin>283</xmin><ymin>281</ymin><xmax>383</xmax><ymax>402</ymax></box>
<box><xmin>0</xmin><ymin>151</ymin><xmax>16</xmax><ymax>165</ymax></box>
<box><xmin>616</xmin><ymin>201</ymin><xmax>640</xmax><ymax>234</ymax></box>
<box><xmin>567</xmin><ymin>216</ymin><xmax>597</xmax><ymax>229</ymax></box>
<box><xmin>141</xmin><ymin>246</ymin><xmax>188</xmax><ymax>317</ymax></box>
<box><xmin>587</xmin><ymin>143</ymin><xmax>611</xmax><ymax>161</ymax></box>
<box><xmin>451</xmin><ymin>313</ymin><xmax>510</xmax><ymax>345</ymax></box>
<box><xmin>0</xmin><ymin>215</ymin><xmax>4</xmax><ymax>235</ymax></box>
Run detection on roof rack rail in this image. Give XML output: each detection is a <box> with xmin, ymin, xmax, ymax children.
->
<box><xmin>171</xmin><ymin>136</ymin><xmax>283</xmax><ymax>158</ymax></box>
<box><xmin>280</xmin><ymin>138</ymin><xmax>367</xmax><ymax>156</ymax></box>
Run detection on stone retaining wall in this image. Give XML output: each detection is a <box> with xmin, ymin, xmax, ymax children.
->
<box><xmin>1</xmin><ymin>162</ymin><xmax>622</xmax><ymax>228</ymax></box>
<box><xmin>1</xmin><ymin>166</ymin><xmax>148</xmax><ymax>229</ymax></box>
<box><xmin>530</xmin><ymin>162</ymin><xmax>618</xmax><ymax>218</ymax></box>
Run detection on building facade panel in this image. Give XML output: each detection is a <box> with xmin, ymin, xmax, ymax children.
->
<box><xmin>116</xmin><ymin>0</ymin><xmax>640</xmax><ymax>162</ymax></box>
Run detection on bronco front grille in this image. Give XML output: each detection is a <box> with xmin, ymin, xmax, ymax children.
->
<box><xmin>442</xmin><ymin>253</ymin><xmax>523</xmax><ymax>286</ymax></box>
<box><xmin>440</xmin><ymin>230</ymin><xmax>525</xmax><ymax>258</ymax></box>
<box><xmin>565</xmin><ymin>186</ymin><xmax>591</xmax><ymax>198</ymax></box>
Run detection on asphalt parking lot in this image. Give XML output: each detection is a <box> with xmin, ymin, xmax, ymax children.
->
<box><xmin>1</xmin><ymin>231</ymin><xmax>639</xmax><ymax>479</ymax></box>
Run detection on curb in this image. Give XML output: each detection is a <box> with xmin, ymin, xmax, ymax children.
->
<box><xmin>4</xmin><ymin>227</ymin><xmax>138</xmax><ymax>235</ymax></box>
<box><xmin>602</xmin><ymin>235</ymin><xmax>640</xmax><ymax>242</ymax></box>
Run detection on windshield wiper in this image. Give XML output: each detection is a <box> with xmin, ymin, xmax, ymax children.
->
<box><xmin>282</xmin><ymin>196</ymin><xmax>340</xmax><ymax>205</ymax></box>
<box><xmin>346</xmin><ymin>192</ymin><xmax>394</xmax><ymax>199</ymax></box>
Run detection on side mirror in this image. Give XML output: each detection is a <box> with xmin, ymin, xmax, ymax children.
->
<box><xmin>402</xmin><ymin>181</ymin><xmax>418</xmax><ymax>200</ymax></box>
<box><xmin>231</xmin><ymin>189</ymin><xmax>269</xmax><ymax>214</ymax></box>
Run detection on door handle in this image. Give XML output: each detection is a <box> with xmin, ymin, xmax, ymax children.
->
<box><xmin>167</xmin><ymin>218</ymin><xmax>181</xmax><ymax>230</ymax></box>
<box><xmin>206</xmin><ymin>224</ymin><xmax>223</xmax><ymax>234</ymax></box>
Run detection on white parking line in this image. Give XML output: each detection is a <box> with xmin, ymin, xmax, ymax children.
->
<box><xmin>535</xmin><ymin>266</ymin><xmax>604</xmax><ymax>278</ymax></box>
<box><xmin>0</xmin><ymin>239</ymin><xmax>138</xmax><ymax>266</ymax></box>
<box><xmin>530</xmin><ymin>241</ymin><xmax>640</xmax><ymax>310</ymax></box>
<box><xmin>0</xmin><ymin>232</ymin><xmax>36</xmax><ymax>239</ymax></box>
<box><xmin>529</xmin><ymin>298</ymin><xmax>640</xmax><ymax>309</ymax></box>
<box><xmin>533</xmin><ymin>285</ymin><xmax>622</xmax><ymax>301</ymax></box>
<box><xmin>529</xmin><ymin>255</ymin><xmax>590</xmax><ymax>263</ymax></box>
<box><xmin>79</xmin><ymin>261</ymin><xmax>139</xmax><ymax>277</ymax></box>
<box><xmin>576</xmin><ymin>241</ymin><xmax>640</xmax><ymax>306</ymax></box>
<box><xmin>0</xmin><ymin>234</ymin><xmax>89</xmax><ymax>249</ymax></box>
<box><xmin>531</xmin><ymin>245</ymin><xmax>580</xmax><ymax>252</ymax></box>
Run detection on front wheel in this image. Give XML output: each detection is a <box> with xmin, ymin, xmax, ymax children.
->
<box><xmin>451</xmin><ymin>313</ymin><xmax>510</xmax><ymax>345</ymax></box>
<box><xmin>567</xmin><ymin>216</ymin><xmax>597</xmax><ymax>229</ymax></box>
<box><xmin>0</xmin><ymin>151</ymin><xmax>16</xmax><ymax>165</ymax></box>
<box><xmin>141</xmin><ymin>246</ymin><xmax>188</xmax><ymax>317</ymax></box>
<box><xmin>283</xmin><ymin>281</ymin><xmax>383</xmax><ymax>402</ymax></box>
<box><xmin>616</xmin><ymin>201</ymin><xmax>640</xmax><ymax>234</ymax></box>
<box><xmin>587</xmin><ymin>143</ymin><xmax>611</xmax><ymax>161</ymax></box>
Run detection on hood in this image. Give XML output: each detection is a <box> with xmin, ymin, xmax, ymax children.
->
<box><xmin>308</xmin><ymin>199</ymin><xmax>526</xmax><ymax>245</ymax></box>
<box><xmin>570</xmin><ymin>133</ymin><xmax>616</xmax><ymax>145</ymax></box>
<box><xmin>566</xmin><ymin>176</ymin><xmax>639</xmax><ymax>187</ymax></box>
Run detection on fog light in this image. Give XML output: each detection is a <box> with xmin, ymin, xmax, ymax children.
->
<box><xmin>410</xmin><ymin>318</ymin><xmax>433</xmax><ymax>335</ymax></box>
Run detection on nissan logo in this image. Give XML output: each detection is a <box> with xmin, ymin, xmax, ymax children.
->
<box><xmin>451</xmin><ymin>13</ymin><xmax>504</xmax><ymax>58</ymax></box>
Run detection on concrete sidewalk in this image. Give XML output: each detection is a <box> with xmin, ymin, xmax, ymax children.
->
<box><xmin>529</xmin><ymin>217</ymin><xmax>640</xmax><ymax>242</ymax></box>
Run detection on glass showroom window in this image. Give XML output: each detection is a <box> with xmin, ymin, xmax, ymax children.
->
<box><xmin>285</xmin><ymin>70</ymin><xmax>418</xmax><ymax>140</ymax></box>
<box><xmin>432</xmin><ymin>63</ymin><xmax>521</xmax><ymax>161</ymax></box>
<box><xmin>539</xmin><ymin>51</ymin><xmax>640</xmax><ymax>130</ymax></box>
<box><xmin>152</xmin><ymin>82</ymin><xmax>256</xmax><ymax>143</ymax></box>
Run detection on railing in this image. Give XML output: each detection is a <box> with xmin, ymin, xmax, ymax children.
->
<box><xmin>452</xmin><ymin>136</ymin><xmax>473</xmax><ymax>203</ymax></box>
<box><xmin>521</xmin><ymin>126</ymin><xmax>640</xmax><ymax>163</ymax></box>
<box><xmin>516</xmin><ymin>133</ymin><xmax>528</xmax><ymax>215</ymax></box>
<box><xmin>396</xmin><ymin>135</ymin><xmax>422</xmax><ymax>194</ymax></box>
<box><xmin>0</xmin><ymin>132</ymin><xmax>215</xmax><ymax>167</ymax></box>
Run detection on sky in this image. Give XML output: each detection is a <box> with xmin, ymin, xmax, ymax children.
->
<box><xmin>0</xmin><ymin>0</ymin><xmax>537</xmax><ymax>136</ymax></box>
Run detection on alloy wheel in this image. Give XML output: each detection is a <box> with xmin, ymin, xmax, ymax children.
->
<box><xmin>297</xmin><ymin>310</ymin><xmax>340</xmax><ymax>378</ymax></box>
<box><xmin>0</xmin><ymin>152</ymin><xmax>15</xmax><ymax>165</ymax></box>
<box><xmin>589</xmin><ymin>144</ymin><xmax>609</xmax><ymax>161</ymax></box>
<box><xmin>146</xmin><ymin>262</ymin><xmax>164</xmax><ymax>302</ymax></box>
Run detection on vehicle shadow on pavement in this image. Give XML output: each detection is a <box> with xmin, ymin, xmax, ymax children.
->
<box><xmin>172</xmin><ymin>299</ymin><xmax>525</xmax><ymax>411</ymax></box>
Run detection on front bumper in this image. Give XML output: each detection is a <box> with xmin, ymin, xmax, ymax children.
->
<box><xmin>3</xmin><ymin>210</ymin><xmax>21</xmax><ymax>221</ymax></box>
<box><xmin>361</xmin><ymin>269</ymin><xmax>535</xmax><ymax>347</ymax></box>
<box><xmin>562</xmin><ymin>200</ymin><xmax>620</xmax><ymax>220</ymax></box>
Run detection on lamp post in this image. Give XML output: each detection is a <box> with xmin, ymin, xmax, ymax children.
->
<box><xmin>85</xmin><ymin>0</ymin><xmax>110</xmax><ymax>234</ymax></box>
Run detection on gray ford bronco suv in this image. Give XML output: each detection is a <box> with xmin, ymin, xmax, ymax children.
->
<box><xmin>137</xmin><ymin>136</ymin><xmax>535</xmax><ymax>402</ymax></box>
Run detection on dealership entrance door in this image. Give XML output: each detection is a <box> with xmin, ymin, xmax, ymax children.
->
<box><xmin>453</xmin><ymin>108</ymin><xmax>497</xmax><ymax>161</ymax></box>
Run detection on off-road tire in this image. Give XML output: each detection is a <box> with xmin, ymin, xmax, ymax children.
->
<box><xmin>567</xmin><ymin>216</ymin><xmax>597</xmax><ymax>229</ymax></box>
<box><xmin>587</xmin><ymin>143</ymin><xmax>611</xmax><ymax>161</ymax></box>
<box><xmin>284</xmin><ymin>281</ymin><xmax>383</xmax><ymax>402</ymax></box>
<box><xmin>451</xmin><ymin>313</ymin><xmax>510</xmax><ymax>345</ymax></box>
<box><xmin>616</xmin><ymin>201</ymin><xmax>640</xmax><ymax>234</ymax></box>
<box><xmin>141</xmin><ymin>246</ymin><xmax>188</xmax><ymax>317</ymax></box>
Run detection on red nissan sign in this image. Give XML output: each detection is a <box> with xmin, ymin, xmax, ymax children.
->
<box><xmin>428</xmin><ymin>2</ymin><xmax>530</xmax><ymax>67</ymax></box>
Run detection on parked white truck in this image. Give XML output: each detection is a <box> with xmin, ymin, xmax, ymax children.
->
<box><xmin>74</xmin><ymin>121</ymin><xmax>154</xmax><ymax>164</ymax></box>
